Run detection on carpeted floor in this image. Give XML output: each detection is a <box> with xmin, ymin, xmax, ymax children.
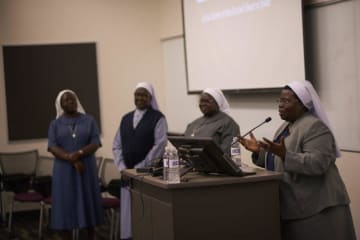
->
<box><xmin>0</xmin><ymin>210</ymin><xmax>117</xmax><ymax>240</ymax></box>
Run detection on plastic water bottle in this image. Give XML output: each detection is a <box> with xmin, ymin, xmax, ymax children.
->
<box><xmin>231</xmin><ymin>137</ymin><xmax>242</xmax><ymax>166</ymax></box>
<box><xmin>162</xmin><ymin>146</ymin><xmax>169</xmax><ymax>181</ymax></box>
<box><xmin>167</xmin><ymin>147</ymin><xmax>180</xmax><ymax>183</ymax></box>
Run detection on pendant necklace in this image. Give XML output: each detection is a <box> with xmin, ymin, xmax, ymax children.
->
<box><xmin>68</xmin><ymin>124</ymin><xmax>77</xmax><ymax>138</ymax></box>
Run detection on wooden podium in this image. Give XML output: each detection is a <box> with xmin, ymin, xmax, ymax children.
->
<box><xmin>123</xmin><ymin>168</ymin><xmax>282</xmax><ymax>240</ymax></box>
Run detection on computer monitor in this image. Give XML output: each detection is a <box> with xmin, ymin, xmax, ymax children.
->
<box><xmin>168</xmin><ymin>136</ymin><xmax>250</xmax><ymax>176</ymax></box>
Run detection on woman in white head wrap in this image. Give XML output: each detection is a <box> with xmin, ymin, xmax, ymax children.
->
<box><xmin>55</xmin><ymin>89</ymin><xmax>85</xmax><ymax>118</ymax></box>
<box><xmin>134</xmin><ymin>82</ymin><xmax>159</xmax><ymax>110</ymax></box>
<box><xmin>112</xmin><ymin>82</ymin><xmax>168</xmax><ymax>240</ymax></box>
<box><xmin>203</xmin><ymin>88</ymin><xmax>231</xmax><ymax>114</ymax></box>
<box><xmin>48</xmin><ymin>89</ymin><xmax>104</xmax><ymax>240</ymax></box>
<box><xmin>184</xmin><ymin>88</ymin><xmax>240</xmax><ymax>155</ymax></box>
<box><xmin>239</xmin><ymin>80</ymin><xmax>356</xmax><ymax>240</ymax></box>
<box><xmin>287</xmin><ymin>80</ymin><xmax>341</xmax><ymax>156</ymax></box>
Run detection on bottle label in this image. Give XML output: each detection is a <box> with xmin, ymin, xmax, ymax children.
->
<box><xmin>168</xmin><ymin>159</ymin><xmax>179</xmax><ymax>168</ymax></box>
<box><xmin>231</xmin><ymin>147</ymin><xmax>241</xmax><ymax>156</ymax></box>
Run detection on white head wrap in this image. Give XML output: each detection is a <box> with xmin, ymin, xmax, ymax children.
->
<box><xmin>55</xmin><ymin>89</ymin><xmax>85</xmax><ymax>119</ymax></box>
<box><xmin>203</xmin><ymin>88</ymin><xmax>231</xmax><ymax>114</ymax></box>
<box><xmin>287</xmin><ymin>80</ymin><xmax>341</xmax><ymax>157</ymax></box>
<box><xmin>135</xmin><ymin>82</ymin><xmax>159</xmax><ymax>110</ymax></box>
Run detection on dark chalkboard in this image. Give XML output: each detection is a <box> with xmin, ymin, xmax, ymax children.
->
<box><xmin>2</xmin><ymin>42</ymin><xmax>101</xmax><ymax>141</ymax></box>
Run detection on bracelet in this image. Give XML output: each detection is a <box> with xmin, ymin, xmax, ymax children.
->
<box><xmin>78</xmin><ymin>149</ymin><xmax>84</xmax><ymax>155</ymax></box>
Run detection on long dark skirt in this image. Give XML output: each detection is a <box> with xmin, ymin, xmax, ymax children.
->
<box><xmin>281</xmin><ymin>205</ymin><xmax>356</xmax><ymax>240</ymax></box>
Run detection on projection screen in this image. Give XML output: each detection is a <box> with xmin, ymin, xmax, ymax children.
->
<box><xmin>183</xmin><ymin>0</ymin><xmax>306</xmax><ymax>92</ymax></box>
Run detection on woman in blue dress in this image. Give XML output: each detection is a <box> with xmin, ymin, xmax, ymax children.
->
<box><xmin>48</xmin><ymin>89</ymin><xmax>104</xmax><ymax>240</ymax></box>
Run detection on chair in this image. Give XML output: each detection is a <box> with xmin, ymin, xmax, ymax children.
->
<box><xmin>98</xmin><ymin>157</ymin><xmax>121</xmax><ymax>240</ymax></box>
<box><xmin>39</xmin><ymin>196</ymin><xmax>51</xmax><ymax>239</ymax></box>
<box><xmin>96</xmin><ymin>156</ymin><xmax>107</xmax><ymax>193</ymax></box>
<box><xmin>0</xmin><ymin>150</ymin><xmax>45</xmax><ymax>234</ymax></box>
<box><xmin>35</xmin><ymin>156</ymin><xmax>54</xmax><ymax>240</ymax></box>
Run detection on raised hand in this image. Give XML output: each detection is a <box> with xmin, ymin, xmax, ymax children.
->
<box><xmin>239</xmin><ymin>132</ymin><xmax>260</xmax><ymax>153</ymax></box>
<box><xmin>261</xmin><ymin>136</ymin><xmax>286</xmax><ymax>160</ymax></box>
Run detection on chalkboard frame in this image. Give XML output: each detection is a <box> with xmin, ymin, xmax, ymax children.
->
<box><xmin>2</xmin><ymin>42</ymin><xmax>101</xmax><ymax>141</ymax></box>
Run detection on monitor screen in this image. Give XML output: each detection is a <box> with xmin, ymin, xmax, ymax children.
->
<box><xmin>168</xmin><ymin>136</ymin><xmax>245</xmax><ymax>176</ymax></box>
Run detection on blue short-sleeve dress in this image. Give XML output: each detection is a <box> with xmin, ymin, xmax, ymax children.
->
<box><xmin>48</xmin><ymin>113</ymin><xmax>104</xmax><ymax>230</ymax></box>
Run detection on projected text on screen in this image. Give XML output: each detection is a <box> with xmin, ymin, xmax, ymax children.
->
<box><xmin>183</xmin><ymin>0</ymin><xmax>305</xmax><ymax>92</ymax></box>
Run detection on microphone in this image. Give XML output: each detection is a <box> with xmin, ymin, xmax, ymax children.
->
<box><xmin>231</xmin><ymin>117</ymin><xmax>272</xmax><ymax>145</ymax></box>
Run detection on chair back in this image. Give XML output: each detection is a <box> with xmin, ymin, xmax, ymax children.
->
<box><xmin>0</xmin><ymin>150</ymin><xmax>39</xmax><ymax>192</ymax></box>
<box><xmin>99</xmin><ymin>158</ymin><xmax>121</xmax><ymax>187</ymax></box>
<box><xmin>0</xmin><ymin>149</ymin><xmax>39</xmax><ymax>176</ymax></box>
<box><xmin>37</xmin><ymin>156</ymin><xmax>54</xmax><ymax>176</ymax></box>
<box><xmin>96</xmin><ymin>156</ymin><xmax>103</xmax><ymax>177</ymax></box>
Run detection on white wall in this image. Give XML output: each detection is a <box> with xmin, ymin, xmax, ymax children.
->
<box><xmin>304</xmin><ymin>0</ymin><xmax>360</xmax><ymax>151</ymax></box>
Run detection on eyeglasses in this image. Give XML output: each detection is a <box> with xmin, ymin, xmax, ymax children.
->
<box><xmin>276</xmin><ymin>98</ymin><xmax>292</xmax><ymax>105</ymax></box>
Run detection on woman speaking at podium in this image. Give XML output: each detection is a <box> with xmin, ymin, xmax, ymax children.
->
<box><xmin>184</xmin><ymin>88</ymin><xmax>240</xmax><ymax>156</ymax></box>
<box><xmin>239</xmin><ymin>80</ymin><xmax>356</xmax><ymax>240</ymax></box>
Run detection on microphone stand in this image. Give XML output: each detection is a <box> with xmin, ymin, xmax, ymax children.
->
<box><xmin>231</xmin><ymin>117</ymin><xmax>271</xmax><ymax>146</ymax></box>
